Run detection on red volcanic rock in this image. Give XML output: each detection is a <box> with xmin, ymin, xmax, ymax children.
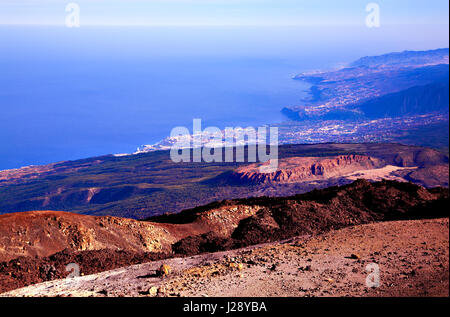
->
<box><xmin>173</xmin><ymin>179</ymin><xmax>449</xmax><ymax>255</ymax></box>
<box><xmin>0</xmin><ymin>211</ymin><xmax>177</xmax><ymax>262</ymax></box>
<box><xmin>0</xmin><ymin>180</ymin><xmax>448</xmax><ymax>294</ymax></box>
<box><xmin>405</xmin><ymin>165</ymin><xmax>450</xmax><ymax>187</ymax></box>
<box><xmin>233</xmin><ymin>155</ymin><xmax>386</xmax><ymax>184</ymax></box>
<box><xmin>0</xmin><ymin>204</ymin><xmax>265</xmax><ymax>263</ymax></box>
<box><xmin>393</xmin><ymin>148</ymin><xmax>448</xmax><ymax>167</ymax></box>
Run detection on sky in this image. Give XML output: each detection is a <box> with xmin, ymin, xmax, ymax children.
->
<box><xmin>0</xmin><ymin>0</ymin><xmax>449</xmax><ymax>27</ymax></box>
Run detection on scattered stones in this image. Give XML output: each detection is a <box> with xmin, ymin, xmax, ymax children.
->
<box><xmin>158</xmin><ymin>264</ymin><xmax>171</xmax><ymax>277</ymax></box>
<box><xmin>1</xmin><ymin>217</ymin><xmax>448</xmax><ymax>297</ymax></box>
<box><xmin>148</xmin><ymin>286</ymin><xmax>158</xmax><ymax>296</ymax></box>
<box><xmin>228</xmin><ymin>262</ymin><xmax>244</xmax><ymax>271</ymax></box>
<box><xmin>97</xmin><ymin>289</ymin><xmax>108</xmax><ymax>296</ymax></box>
<box><xmin>298</xmin><ymin>265</ymin><xmax>312</xmax><ymax>272</ymax></box>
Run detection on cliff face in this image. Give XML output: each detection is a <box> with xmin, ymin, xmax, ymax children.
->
<box><xmin>0</xmin><ymin>211</ymin><xmax>177</xmax><ymax>262</ymax></box>
<box><xmin>232</xmin><ymin>155</ymin><xmax>385</xmax><ymax>184</ymax></box>
<box><xmin>354</xmin><ymin>81</ymin><xmax>449</xmax><ymax>119</ymax></box>
<box><xmin>0</xmin><ymin>203</ymin><xmax>266</xmax><ymax>263</ymax></box>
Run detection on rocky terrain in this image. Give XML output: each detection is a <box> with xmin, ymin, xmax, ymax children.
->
<box><xmin>0</xmin><ymin>202</ymin><xmax>269</xmax><ymax>263</ymax></box>
<box><xmin>150</xmin><ymin>218</ymin><xmax>450</xmax><ymax>298</ymax></box>
<box><xmin>232</xmin><ymin>155</ymin><xmax>386</xmax><ymax>184</ymax></box>
<box><xmin>2</xmin><ymin>218</ymin><xmax>448</xmax><ymax>297</ymax></box>
<box><xmin>0</xmin><ymin>211</ymin><xmax>175</xmax><ymax>262</ymax></box>
<box><xmin>0</xmin><ymin>180</ymin><xmax>448</xmax><ymax>294</ymax></box>
<box><xmin>231</xmin><ymin>152</ymin><xmax>449</xmax><ymax>188</ymax></box>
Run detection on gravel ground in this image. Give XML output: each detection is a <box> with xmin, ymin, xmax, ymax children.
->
<box><xmin>2</xmin><ymin>218</ymin><xmax>448</xmax><ymax>297</ymax></box>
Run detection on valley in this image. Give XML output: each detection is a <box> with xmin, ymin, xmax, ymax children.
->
<box><xmin>0</xmin><ymin>143</ymin><xmax>448</xmax><ymax>219</ymax></box>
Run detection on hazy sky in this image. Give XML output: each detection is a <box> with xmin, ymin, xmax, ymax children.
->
<box><xmin>0</xmin><ymin>0</ymin><xmax>449</xmax><ymax>26</ymax></box>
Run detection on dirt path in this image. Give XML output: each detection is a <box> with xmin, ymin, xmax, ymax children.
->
<box><xmin>2</xmin><ymin>218</ymin><xmax>448</xmax><ymax>297</ymax></box>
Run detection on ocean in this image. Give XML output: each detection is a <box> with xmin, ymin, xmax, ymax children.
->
<box><xmin>0</xmin><ymin>25</ymin><xmax>447</xmax><ymax>169</ymax></box>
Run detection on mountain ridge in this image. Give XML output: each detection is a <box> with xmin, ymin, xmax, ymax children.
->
<box><xmin>350</xmin><ymin>48</ymin><xmax>449</xmax><ymax>67</ymax></box>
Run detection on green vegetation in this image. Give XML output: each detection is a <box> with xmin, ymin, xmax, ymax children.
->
<box><xmin>0</xmin><ymin>143</ymin><xmax>447</xmax><ymax>219</ymax></box>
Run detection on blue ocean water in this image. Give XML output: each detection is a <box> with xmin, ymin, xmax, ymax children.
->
<box><xmin>0</xmin><ymin>25</ymin><xmax>448</xmax><ymax>169</ymax></box>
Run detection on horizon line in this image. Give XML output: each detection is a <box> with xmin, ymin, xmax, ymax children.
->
<box><xmin>1</xmin><ymin>22</ymin><xmax>449</xmax><ymax>27</ymax></box>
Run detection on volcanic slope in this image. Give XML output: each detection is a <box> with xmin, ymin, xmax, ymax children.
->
<box><xmin>2</xmin><ymin>218</ymin><xmax>448</xmax><ymax>297</ymax></box>
<box><xmin>0</xmin><ymin>180</ymin><xmax>448</xmax><ymax>293</ymax></box>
